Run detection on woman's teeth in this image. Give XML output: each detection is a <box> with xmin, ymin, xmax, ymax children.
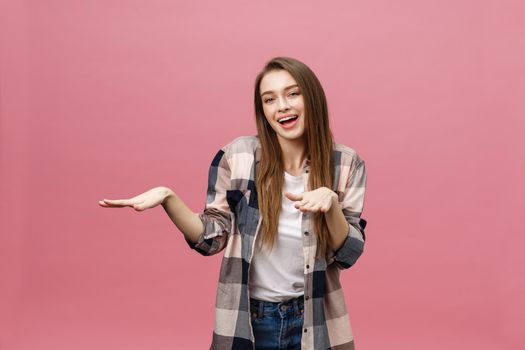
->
<box><xmin>278</xmin><ymin>115</ymin><xmax>298</xmax><ymax>124</ymax></box>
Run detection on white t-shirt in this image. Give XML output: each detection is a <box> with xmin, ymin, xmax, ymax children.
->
<box><xmin>249</xmin><ymin>171</ymin><xmax>305</xmax><ymax>302</ymax></box>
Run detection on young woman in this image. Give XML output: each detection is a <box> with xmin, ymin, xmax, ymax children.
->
<box><xmin>99</xmin><ymin>56</ymin><xmax>367</xmax><ymax>350</ymax></box>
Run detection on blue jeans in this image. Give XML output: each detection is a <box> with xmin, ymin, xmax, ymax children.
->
<box><xmin>250</xmin><ymin>295</ymin><xmax>304</xmax><ymax>350</ymax></box>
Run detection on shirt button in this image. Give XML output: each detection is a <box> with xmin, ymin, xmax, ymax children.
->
<box><xmin>304</xmin><ymin>328</ymin><xmax>308</xmax><ymax>333</ymax></box>
<box><xmin>304</xmin><ymin>231</ymin><xmax>309</xmax><ymax>235</ymax></box>
<box><xmin>305</xmin><ymin>296</ymin><xmax>309</xmax><ymax>300</ymax></box>
<box><xmin>306</xmin><ymin>265</ymin><xmax>310</xmax><ymax>269</ymax></box>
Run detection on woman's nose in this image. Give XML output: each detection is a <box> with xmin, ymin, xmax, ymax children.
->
<box><xmin>278</xmin><ymin>97</ymin><xmax>290</xmax><ymax>111</ymax></box>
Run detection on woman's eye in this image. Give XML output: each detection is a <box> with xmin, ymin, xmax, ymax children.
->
<box><xmin>264</xmin><ymin>98</ymin><xmax>274</xmax><ymax>103</ymax></box>
<box><xmin>290</xmin><ymin>91</ymin><xmax>300</xmax><ymax>96</ymax></box>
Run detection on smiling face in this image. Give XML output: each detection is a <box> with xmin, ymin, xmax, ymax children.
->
<box><xmin>259</xmin><ymin>69</ymin><xmax>306</xmax><ymax>144</ymax></box>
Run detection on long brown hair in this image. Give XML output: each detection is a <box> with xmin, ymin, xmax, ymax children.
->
<box><xmin>254</xmin><ymin>56</ymin><xmax>335</xmax><ymax>259</ymax></box>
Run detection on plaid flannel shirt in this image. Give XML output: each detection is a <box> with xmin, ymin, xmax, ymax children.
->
<box><xmin>186</xmin><ymin>135</ymin><xmax>367</xmax><ymax>350</ymax></box>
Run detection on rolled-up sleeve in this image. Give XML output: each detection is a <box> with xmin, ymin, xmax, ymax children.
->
<box><xmin>331</xmin><ymin>155</ymin><xmax>367</xmax><ymax>269</ymax></box>
<box><xmin>186</xmin><ymin>148</ymin><xmax>233</xmax><ymax>256</ymax></box>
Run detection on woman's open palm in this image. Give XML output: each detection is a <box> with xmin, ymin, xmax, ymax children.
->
<box><xmin>98</xmin><ymin>186</ymin><xmax>170</xmax><ymax>212</ymax></box>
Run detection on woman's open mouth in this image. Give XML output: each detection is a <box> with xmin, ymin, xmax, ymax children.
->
<box><xmin>277</xmin><ymin>115</ymin><xmax>299</xmax><ymax>129</ymax></box>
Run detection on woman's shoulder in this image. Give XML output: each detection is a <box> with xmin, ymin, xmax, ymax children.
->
<box><xmin>333</xmin><ymin>142</ymin><xmax>365</xmax><ymax>167</ymax></box>
<box><xmin>221</xmin><ymin>135</ymin><xmax>260</xmax><ymax>155</ymax></box>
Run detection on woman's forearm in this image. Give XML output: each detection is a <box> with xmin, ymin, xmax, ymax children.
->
<box><xmin>324</xmin><ymin>195</ymin><xmax>350</xmax><ymax>252</ymax></box>
<box><xmin>161</xmin><ymin>188</ymin><xmax>204</xmax><ymax>243</ymax></box>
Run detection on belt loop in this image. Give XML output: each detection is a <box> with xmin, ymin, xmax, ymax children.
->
<box><xmin>258</xmin><ymin>300</ymin><xmax>264</xmax><ymax>319</ymax></box>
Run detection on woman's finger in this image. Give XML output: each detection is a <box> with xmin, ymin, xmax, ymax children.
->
<box><xmin>102</xmin><ymin>199</ymin><xmax>138</xmax><ymax>207</ymax></box>
<box><xmin>284</xmin><ymin>191</ymin><xmax>303</xmax><ymax>201</ymax></box>
<box><xmin>303</xmin><ymin>203</ymin><xmax>320</xmax><ymax>213</ymax></box>
<box><xmin>301</xmin><ymin>202</ymin><xmax>314</xmax><ymax>209</ymax></box>
<box><xmin>298</xmin><ymin>197</ymin><xmax>312</xmax><ymax>206</ymax></box>
<box><xmin>301</xmin><ymin>202</ymin><xmax>318</xmax><ymax>212</ymax></box>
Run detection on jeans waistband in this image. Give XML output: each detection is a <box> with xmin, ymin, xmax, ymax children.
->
<box><xmin>249</xmin><ymin>295</ymin><xmax>304</xmax><ymax>318</ymax></box>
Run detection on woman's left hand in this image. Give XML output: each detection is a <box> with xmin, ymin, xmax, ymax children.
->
<box><xmin>284</xmin><ymin>187</ymin><xmax>338</xmax><ymax>213</ymax></box>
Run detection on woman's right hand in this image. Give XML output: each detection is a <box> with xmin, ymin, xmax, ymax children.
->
<box><xmin>98</xmin><ymin>186</ymin><xmax>173</xmax><ymax>212</ymax></box>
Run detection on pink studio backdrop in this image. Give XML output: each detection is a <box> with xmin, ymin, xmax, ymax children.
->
<box><xmin>1</xmin><ymin>0</ymin><xmax>523</xmax><ymax>349</ymax></box>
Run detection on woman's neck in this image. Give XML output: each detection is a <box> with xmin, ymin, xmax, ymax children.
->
<box><xmin>278</xmin><ymin>137</ymin><xmax>307</xmax><ymax>175</ymax></box>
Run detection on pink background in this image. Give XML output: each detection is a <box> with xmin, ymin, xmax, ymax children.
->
<box><xmin>1</xmin><ymin>0</ymin><xmax>524</xmax><ymax>349</ymax></box>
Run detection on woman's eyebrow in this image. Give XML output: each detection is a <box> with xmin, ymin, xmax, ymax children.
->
<box><xmin>261</xmin><ymin>84</ymin><xmax>299</xmax><ymax>96</ymax></box>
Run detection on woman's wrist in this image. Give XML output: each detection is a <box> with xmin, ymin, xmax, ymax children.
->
<box><xmin>160</xmin><ymin>187</ymin><xmax>176</xmax><ymax>206</ymax></box>
<box><xmin>327</xmin><ymin>190</ymin><xmax>340</xmax><ymax>213</ymax></box>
